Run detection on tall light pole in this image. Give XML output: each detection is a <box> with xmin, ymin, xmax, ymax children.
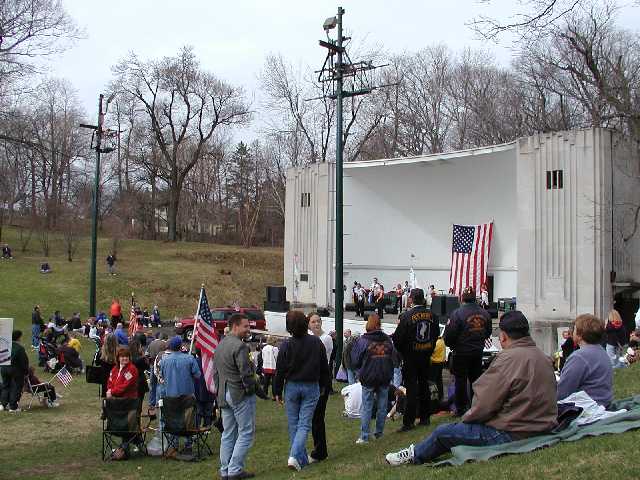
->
<box><xmin>334</xmin><ymin>6</ymin><xmax>345</xmax><ymax>374</ymax></box>
<box><xmin>315</xmin><ymin>7</ymin><xmax>386</xmax><ymax>371</ymax></box>
<box><xmin>80</xmin><ymin>93</ymin><xmax>116</xmax><ymax>317</ymax></box>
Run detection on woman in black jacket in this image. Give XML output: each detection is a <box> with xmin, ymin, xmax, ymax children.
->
<box><xmin>95</xmin><ymin>334</ymin><xmax>117</xmax><ymax>397</ymax></box>
<box><xmin>273</xmin><ymin>311</ymin><xmax>330</xmax><ymax>472</ymax></box>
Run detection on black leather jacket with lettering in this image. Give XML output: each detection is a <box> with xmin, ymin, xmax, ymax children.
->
<box><xmin>443</xmin><ymin>302</ymin><xmax>491</xmax><ymax>356</ymax></box>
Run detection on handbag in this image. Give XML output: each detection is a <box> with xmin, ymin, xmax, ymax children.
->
<box><xmin>85</xmin><ymin>364</ymin><xmax>103</xmax><ymax>384</ymax></box>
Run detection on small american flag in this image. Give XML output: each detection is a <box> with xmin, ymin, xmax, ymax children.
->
<box><xmin>194</xmin><ymin>286</ymin><xmax>219</xmax><ymax>394</ymax></box>
<box><xmin>449</xmin><ymin>222</ymin><xmax>493</xmax><ymax>297</ymax></box>
<box><xmin>55</xmin><ymin>366</ymin><xmax>73</xmax><ymax>387</ymax></box>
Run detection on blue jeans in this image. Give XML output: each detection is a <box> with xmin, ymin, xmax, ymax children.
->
<box><xmin>32</xmin><ymin>324</ymin><xmax>41</xmax><ymax>348</ymax></box>
<box><xmin>413</xmin><ymin>422</ymin><xmax>513</xmax><ymax>464</ymax></box>
<box><xmin>284</xmin><ymin>381</ymin><xmax>320</xmax><ymax>467</ymax></box>
<box><xmin>220</xmin><ymin>390</ymin><xmax>256</xmax><ymax>476</ymax></box>
<box><xmin>347</xmin><ymin>369</ymin><xmax>356</xmax><ymax>385</ymax></box>
<box><xmin>393</xmin><ymin>367</ymin><xmax>402</xmax><ymax>388</ymax></box>
<box><xmin>360</xmin><ymin>385</ymin><xmax>388</xmax><ymax>440</ymax></box>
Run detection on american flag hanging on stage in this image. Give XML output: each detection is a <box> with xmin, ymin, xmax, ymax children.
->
<box><xmin>449</xmin><ymin>222</ymin><xmax>493</xmax><ymax>297</ymax></box>
<box><xmin>195</xmin><ymin>286</ymin><xmax>219</xmax><ymax>394</ymax></box>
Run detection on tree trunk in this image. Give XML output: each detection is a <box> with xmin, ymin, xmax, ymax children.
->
<box><xmin>167</xmin><ymin>186</ymin><xmax>180</xmax><ymax>242</ymax></box>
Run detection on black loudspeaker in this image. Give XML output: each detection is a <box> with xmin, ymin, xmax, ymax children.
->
<box><xmin>431</xmin><ymin>296</ymin><xmax>445</xmax><ymax>316</ymax></box>
<box><xmin>444</xmin><ymin>295</ymin><xmax>460</xmax><ymax>316</ymax></box>
<box><xmin>266</xmin><ymin>286</ymin><xmax>287</xmax><ymax>303</ymax></box>
<box><xmin>264</xmin><ymin>300</ymin><xmax>290</xmax><ymax>313</ymax></box>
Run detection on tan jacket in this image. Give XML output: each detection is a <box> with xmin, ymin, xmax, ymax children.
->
<box><xmin>463</xmin><ymin>336</ymin><xmax>557</xmax><ymax>437</ymax></box>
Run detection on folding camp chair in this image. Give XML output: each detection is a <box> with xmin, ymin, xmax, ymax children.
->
<box><xmin>159</xmin><ymin>395</ymin><xmax>212</xmax><ymax>461</ymax></box>
<box><xmin>24</xmin><ymin>376</ymin><xmax>55</xmax><ymax>409</ymax></box>
<box><xmin>102</xmin><ymin>398</ymin><xmax>149</xmax><ymax>461</ymax></box>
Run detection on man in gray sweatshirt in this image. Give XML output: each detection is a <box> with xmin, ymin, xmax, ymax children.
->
<box><xmin>214</xmin><ymin>313</ymin><xmax>257</xmax><ymax>480</ymax></box>
<box><xmin>557</xmin><ymin>314</ymin><xmax>613</xmax><ymax>407</ymax></box>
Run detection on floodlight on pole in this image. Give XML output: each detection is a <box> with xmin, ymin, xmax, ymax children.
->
<box><xmin>323</xmin><ymin>16</ymin><xmax>337</xmax><ymax>31</ymax></box>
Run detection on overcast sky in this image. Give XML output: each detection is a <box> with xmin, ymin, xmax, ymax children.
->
<box><xmin>51</xmin><ymin>0</ymin><xmax>640</xmax><ymax>135</ymax></box>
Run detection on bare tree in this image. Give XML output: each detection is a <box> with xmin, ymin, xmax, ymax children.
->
<box><xmin>113</xmin><ymin>46</ymin><xmax>250</xmax><ymax>241</ymax></box>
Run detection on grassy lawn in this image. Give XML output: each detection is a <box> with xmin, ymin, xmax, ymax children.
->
<box><xmin>0</xmin><ymin>226</ymin><xmax>639</xmax><ymax>479</ymax></box>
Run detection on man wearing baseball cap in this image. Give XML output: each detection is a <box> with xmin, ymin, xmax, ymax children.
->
<box><xmin>386</xmin><ymin>310</ymin><xmax>558</xmax><ymax>466</ymax></box>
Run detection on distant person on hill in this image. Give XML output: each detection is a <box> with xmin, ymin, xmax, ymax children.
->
<box><xmin>2</xmin><ymin>244</ymin><xmax>13</xmax><ymax>259</ymax></box>
<box><xmin>0</xmin><ymin>330</ymin><xmax>29</xmax><ymax>412</ymax></box>
<box><xmin>557</xmin><ymin>314</ymin><xmax>613</xmax><ymax>407</ymax></box>
<box><xmin>39</xmin><ymin>262</ymin><xmax>51</xmax><ymax>273</ymax></box>
<box><xmin>110</xmin><ymin>299</ymin><xmax>122</xmax><ymax>328</ymax></box>
<box><xmin>106</xmin><ymin>253</ymin><xmax>117</xmax><ymax>275</ymax></box>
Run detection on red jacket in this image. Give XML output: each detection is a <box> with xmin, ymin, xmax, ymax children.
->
<box><xmin>107</xmin><ymin>362</ymin><xmax>139</xmax><ymax>399</ymax></box>
<box><xmin>110</xmin><ymin>301</ymin><xmax>122</xmax><ymax>317</ymax></box>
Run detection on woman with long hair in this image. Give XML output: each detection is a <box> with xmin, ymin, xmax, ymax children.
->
<box><xmin>96</xmin><ymin>333</ymin><xmax>118</xmax><ymax>397</ymax></box>
<box><xmin>273</xmin><ymin>311</ymin><xmax>330</xmax><ymax>471</ymax></box>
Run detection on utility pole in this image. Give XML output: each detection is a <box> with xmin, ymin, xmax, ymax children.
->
<box><xmin>315</xmin><ymin>7</ymin><xmax>388</xmax><ymax>373</ymax></box>
<box><xmin>80</xmin><ymin>93</ymin><xmax>117</xmax><ymax>317</ymax></box>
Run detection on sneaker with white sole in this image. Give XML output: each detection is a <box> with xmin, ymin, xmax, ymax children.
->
<box><xmin>307</xmin><ymin>455</ymin><xmax>318</xmax><ymax>464</ymax></box>
<box><xmin>8</xmin><ymin>408</ymin><xmax>22</xmax><ymax>413</ymax></box>
<box><xmin>287</xmin><ymin>456</ymin><xmax>301</xmax><ymax>471</ymax></box>
<box><xmin>385</xmin><ymin>444</ymin><xmax>415</xmax><ymax>466</ymax></box>
<box><xmin>355</xmin><ymin>438</ymin><xmax>369</xmax><ymax>444</ymax></box>
<box><xmin>0</xmin><ymin>405</ymin><xmax>5</xmax><ymax>411</ymax></box>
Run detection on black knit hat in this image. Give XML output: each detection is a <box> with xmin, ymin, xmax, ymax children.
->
<box><xmin>499</xmin><ymin>310</ymin><xmax>530</xmax><ymax>335</ymax></box>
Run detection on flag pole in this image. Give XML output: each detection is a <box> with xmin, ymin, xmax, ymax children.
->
<box><xmin>189</xmin><ymin>284</ymin><xmax>205</xmax><ymax>354</ymax></box>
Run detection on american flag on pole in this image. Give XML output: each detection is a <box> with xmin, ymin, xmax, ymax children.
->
<box><xmin>194</xmin><ymin>286</ymin><xmax>219</xmax><ymax>394</ymax></box>
<box><xmin>55</xmin><ymin>366</ymin><xmax>73</xmax><ymax>387</ymax></box>
<box><xmin>127</xmin><ymin>295</ymin><xmax>138</xmax><ymax>338</ymax></box>
<box><xmin>449</xmin><ymin>222</ymin><xmax>493</xmax><ymax>297</ymax></box>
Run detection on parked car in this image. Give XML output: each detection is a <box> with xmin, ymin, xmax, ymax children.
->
<box><xmin>175</xmin><ymin>306</ymin><xmax>266</xmax><ymax>341</ymax></box>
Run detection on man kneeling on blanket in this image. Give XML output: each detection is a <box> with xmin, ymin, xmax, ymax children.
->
<box><xmin>386</xmin><ymin>311</ymin><xmax>558</xmax><ymax>466</ymax></box>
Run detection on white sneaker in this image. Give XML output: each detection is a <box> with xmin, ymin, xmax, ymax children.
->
<box><xmin>48</xmin><ymin>401</ymin><xmax>60</xmax><ymax>408</ymax></box>
<box><xmin>355</xmin><ymin>438</ymin><xmax>369</xmax><ymax>444</ymax></box>
<box><xmin>287</xmin><ymin>456</ymin><xmax>301</xmax><ymax>471</ymax></box>
<box><xmin>307</xmin><ymin>455</ymin><xmax>318</xmax><ymax>464</ymax></box>
<box><xmin>8</xmin><ymin>408</ymin><xmax>22</xmax><ymax>413</ymax></box>
<box><xmin>0</xmin><ymin>404</ymin><xmax>4</xmax><ymax>411</ymax></box>
<box><xmin>385</xmin><ymin>444</ymin><xmax>415</xmax><ymax>466</ymax></box>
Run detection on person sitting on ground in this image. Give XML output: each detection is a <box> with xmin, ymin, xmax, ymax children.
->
<box><xmin>25</xmin><ymin>366</ymin><xmax>59</xmax><ymax>408</ymax></box>
<box><xmin>59</xmin><ymin>338</ymin><xmax>84</xmax><ymax>373</ymax></box>
<box><xmin>385</xmin><ymin>311</ymin><xmax>558</xmax><ymax>466</ymax></box>
<box><xmin>0</xmin><ymin>330</ymin><xmax>30</xmax><ymax>412</ymax></box>
<box><xmin>351</xmin><ymin>313</ymin><xmax>396</xmax><ymax>444</ymax></box>
<box><xmin>559</xmin><ymin>326</ymin><xmax>578</xmax><ymax>371</ymax></box>
<box><xmin>114</xmin><ymin>323</ymin><xmax>129</xmax><ymax>346</ymax></box>
<box><xmin>52</xmin><ymin>310</ymin><xmax>65</xmax><ymax>328</ymax></box>
<box><xmin>605</xmin><ymin>309</ymin><xmax>627</xmax><ymax>369</ymax></box>
<box><xmin>557</xmin><ymin>313</ymin><xmax>613</xmax><ymax>408</ymax></box>
<box><xmin>2</xmin><ymin>244</ymin><xmax>13</xmax><ymax>259</ymax></box>
<box><xmin>39</xmin><ymin>262</ymin><xmax>51</xmax><ymax>273</ymax></box>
